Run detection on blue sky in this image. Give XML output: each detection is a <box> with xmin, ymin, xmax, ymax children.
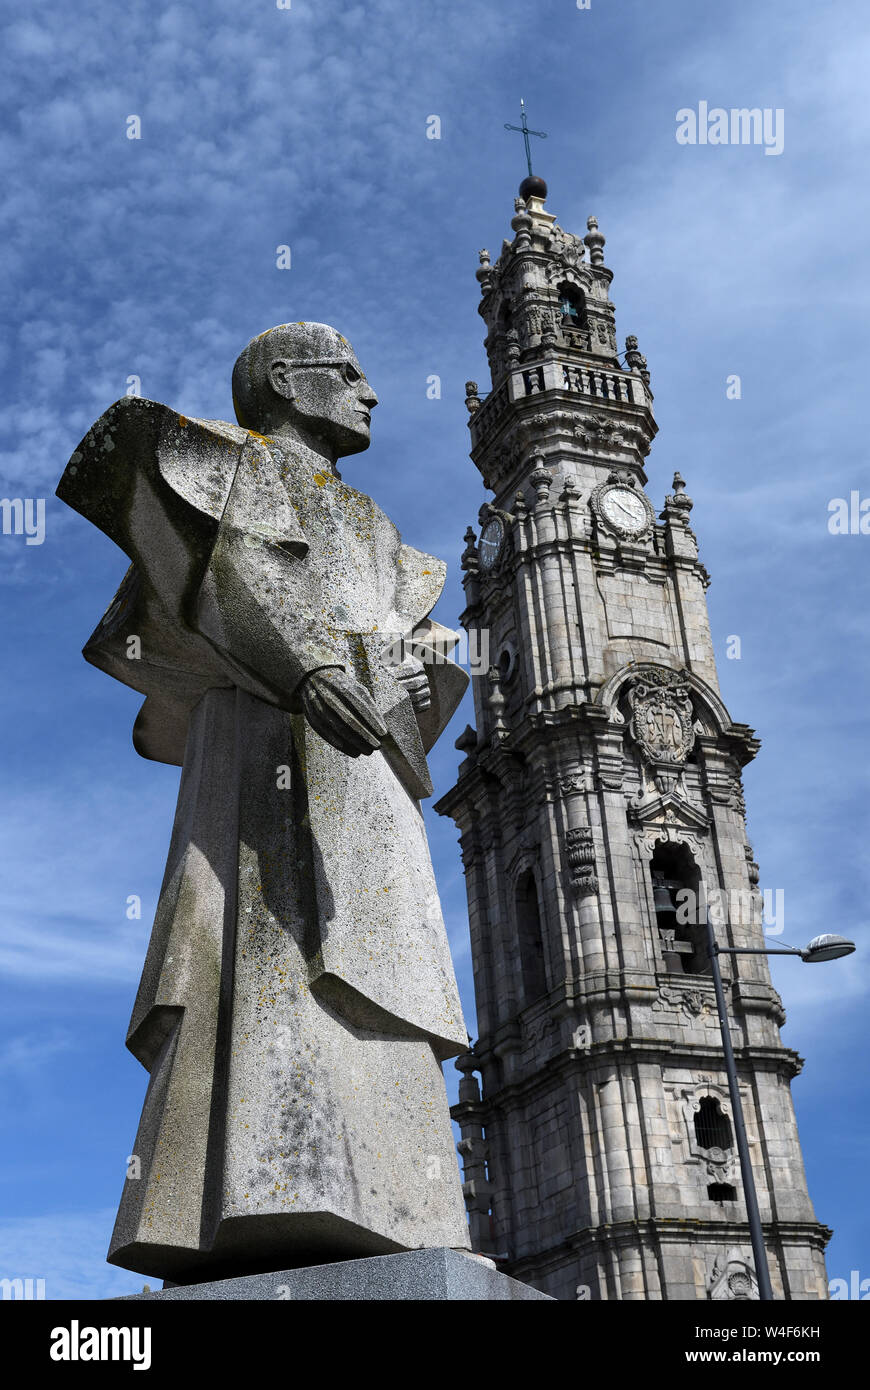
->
<box><xmin>1</xmin><ymin>0</ymin><xmax>868</xmax><ymax>1298</ymax></box>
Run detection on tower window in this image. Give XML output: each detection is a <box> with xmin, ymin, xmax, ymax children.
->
<box><xmin>515</xmin><ymin>871</ymin><xmax>547</xmax><ymax>1005</ymax></box>
<box><xmin>707</xmin><ymin>1183</ymin><xmax>737</xmax><ymax>1202</ymax></box>
<box><xmin>694</xmin><ymin>1097</ymin><xmax>733</xmax><ymax>1152</ymax></box>
<box><xmin>497</xmin><ymin>645</ymin><xmax>516</xmax><ymax>683</ymax></box>
<box><xmin>650</xmin><ymin>842</ymin><xmax>709</xmax><ymax>975</ymax></box>
<box><xmin>558</xmin><ymin>286</ymin><xmax>587</xmax><ymax>330</ymax></box>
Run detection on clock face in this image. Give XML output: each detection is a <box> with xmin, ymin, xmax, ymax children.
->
<box><xmin>479</xmin><ymin>517</ymin><xmax>505</xmax><ymax>570</ymax></box>
<box><xmin>600</xmin><ymin>485</ymin><xmax>649</xmax><ymax>537</ymax></box>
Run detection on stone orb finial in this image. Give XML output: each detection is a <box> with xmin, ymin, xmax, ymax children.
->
<box><xmin>519</xmin><ymin>174</ymin><xmax>547</xmax><ymax>202</ymax></box>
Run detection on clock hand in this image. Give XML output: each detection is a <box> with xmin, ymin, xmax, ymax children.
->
<box><xmin>611</xmin><ymin>501</ymin><xmax>639</xmax><ymax>523</ymax></box>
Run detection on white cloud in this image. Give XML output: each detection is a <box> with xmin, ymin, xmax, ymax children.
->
<box><xmin>0</xmin><ymin>1210</ymin><xmax>145</xmax><ymax>1301</ymax></box>
<box><xmin>0</xmin><ymin>1031</ymin><xmax>75</xmax><ymax>1076</ymax></box>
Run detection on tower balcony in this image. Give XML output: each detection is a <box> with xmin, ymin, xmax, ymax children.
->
<box><xmin>468</xmin><ymin>357</ymin><xmax>653</xmax><ymax>453</ymax></box>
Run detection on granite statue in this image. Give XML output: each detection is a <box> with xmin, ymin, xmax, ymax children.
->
<box><xmin>57</xmin><ymin>322</ymin><xmax>471</xmax><ymax>1281</ymax></box>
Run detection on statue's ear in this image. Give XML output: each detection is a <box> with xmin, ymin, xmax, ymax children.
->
<box><xmin>267</xmin><ymin>358</ymin><xmax>294</xmax><ymax>400</ymax></box>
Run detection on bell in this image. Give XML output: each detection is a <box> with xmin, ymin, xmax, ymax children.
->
<box><xmin>653</xmin><ymin>883</ymin><xmax>675</xmax><ymax>915</ymax></box>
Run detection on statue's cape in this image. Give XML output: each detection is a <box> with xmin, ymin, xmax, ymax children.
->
<box><xmin>56</xmin><ymin>396</ymin><xmax>467</xmax><ymax>796</ymax></box>
<box><xmin>57</xmin><ymin>396</ymin><xmax>468</xmax><ymax>1054</ymax></box>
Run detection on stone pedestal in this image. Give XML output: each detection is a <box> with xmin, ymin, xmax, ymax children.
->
<box><xmin>117</xmin><ymin>1248</ymin><xmax>552</xmax><ymax>1301</ymax></box>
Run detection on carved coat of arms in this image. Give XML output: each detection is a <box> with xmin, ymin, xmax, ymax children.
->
<box><xmin>627</xmin><ymin>667</ymin><xmax>696</xmax><ymax>793</ymax></box>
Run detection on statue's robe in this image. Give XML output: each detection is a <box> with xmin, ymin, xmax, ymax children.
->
<box><xmin>58</xmin><ymin>398</ymin><xmax>470</xmax><ymax>1281</ymax></box>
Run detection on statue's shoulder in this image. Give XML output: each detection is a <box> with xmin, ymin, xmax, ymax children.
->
<box><xmin>159</xmin><ymin>410</ymin><xmax>250</xmax><ymax>522</ymax></box>
<box><xmin>395</xmin><ymin>543</ymin><xmax>447</xmax><ymax>625</ymax></box>
<box><xmin>57</xmin><ymin>397</ymin><xmax>254</xmax><ymax>549</ymax></box>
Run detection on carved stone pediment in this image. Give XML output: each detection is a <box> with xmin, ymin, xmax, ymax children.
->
<box><xmin>634</xmin><ymin>824</ymin><xmax>706</xmax><ymax>865</ymax></box>
<box><xmin>628</xmin><ymin>791</ymin><xmax>710</xmax><ymax>830</ymax></box>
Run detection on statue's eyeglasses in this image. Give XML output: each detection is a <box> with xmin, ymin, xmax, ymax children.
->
<box><xmin>290</xmin><ymin>359</ymin><xmax>365</xmax><ymax>386</ymax></box>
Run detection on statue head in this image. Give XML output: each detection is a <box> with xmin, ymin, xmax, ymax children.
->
<box><xmin>231</xmin><ymin>322</ymin><xmax>378</xmax><ymax>458</ymax></box>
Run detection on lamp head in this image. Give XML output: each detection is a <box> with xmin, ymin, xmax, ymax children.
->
<box><xmin>801</xmin><ymin>933</ymin><xmax>856</xmax><ymax>963</ymax></box>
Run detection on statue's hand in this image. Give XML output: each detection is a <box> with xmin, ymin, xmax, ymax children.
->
<box><xmin>299</xmin><ymin>667</ymin><xmax>387</xmax><ymax>756</ymax></box>
<box><xmin>395</xmin><ymin>655</ymin><xmax>431</xmax><ymax>712</ymax></box>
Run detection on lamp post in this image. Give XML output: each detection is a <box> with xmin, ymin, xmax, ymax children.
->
<box><xmin>704</xmin><ymin>922</ymin><xmax>855</xmax><ymax>1302</ymax></box>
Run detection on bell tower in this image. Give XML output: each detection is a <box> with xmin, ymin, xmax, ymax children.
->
<box><xmin>435</xmin><ymin>175</ymin><xmax>831</xmax><ymax>1300</ymax></box>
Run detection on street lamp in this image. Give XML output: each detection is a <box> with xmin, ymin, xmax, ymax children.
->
<box><xmin>704</xmin><ymin>918</ymin><xmax>856</xmax><ymax>1302</ymax></box>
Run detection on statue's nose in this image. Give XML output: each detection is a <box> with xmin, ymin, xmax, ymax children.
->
<box><xmin>360</xmin><ymin>384</ymin><xmax>378</xmax><ymax>409</ymax></box>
